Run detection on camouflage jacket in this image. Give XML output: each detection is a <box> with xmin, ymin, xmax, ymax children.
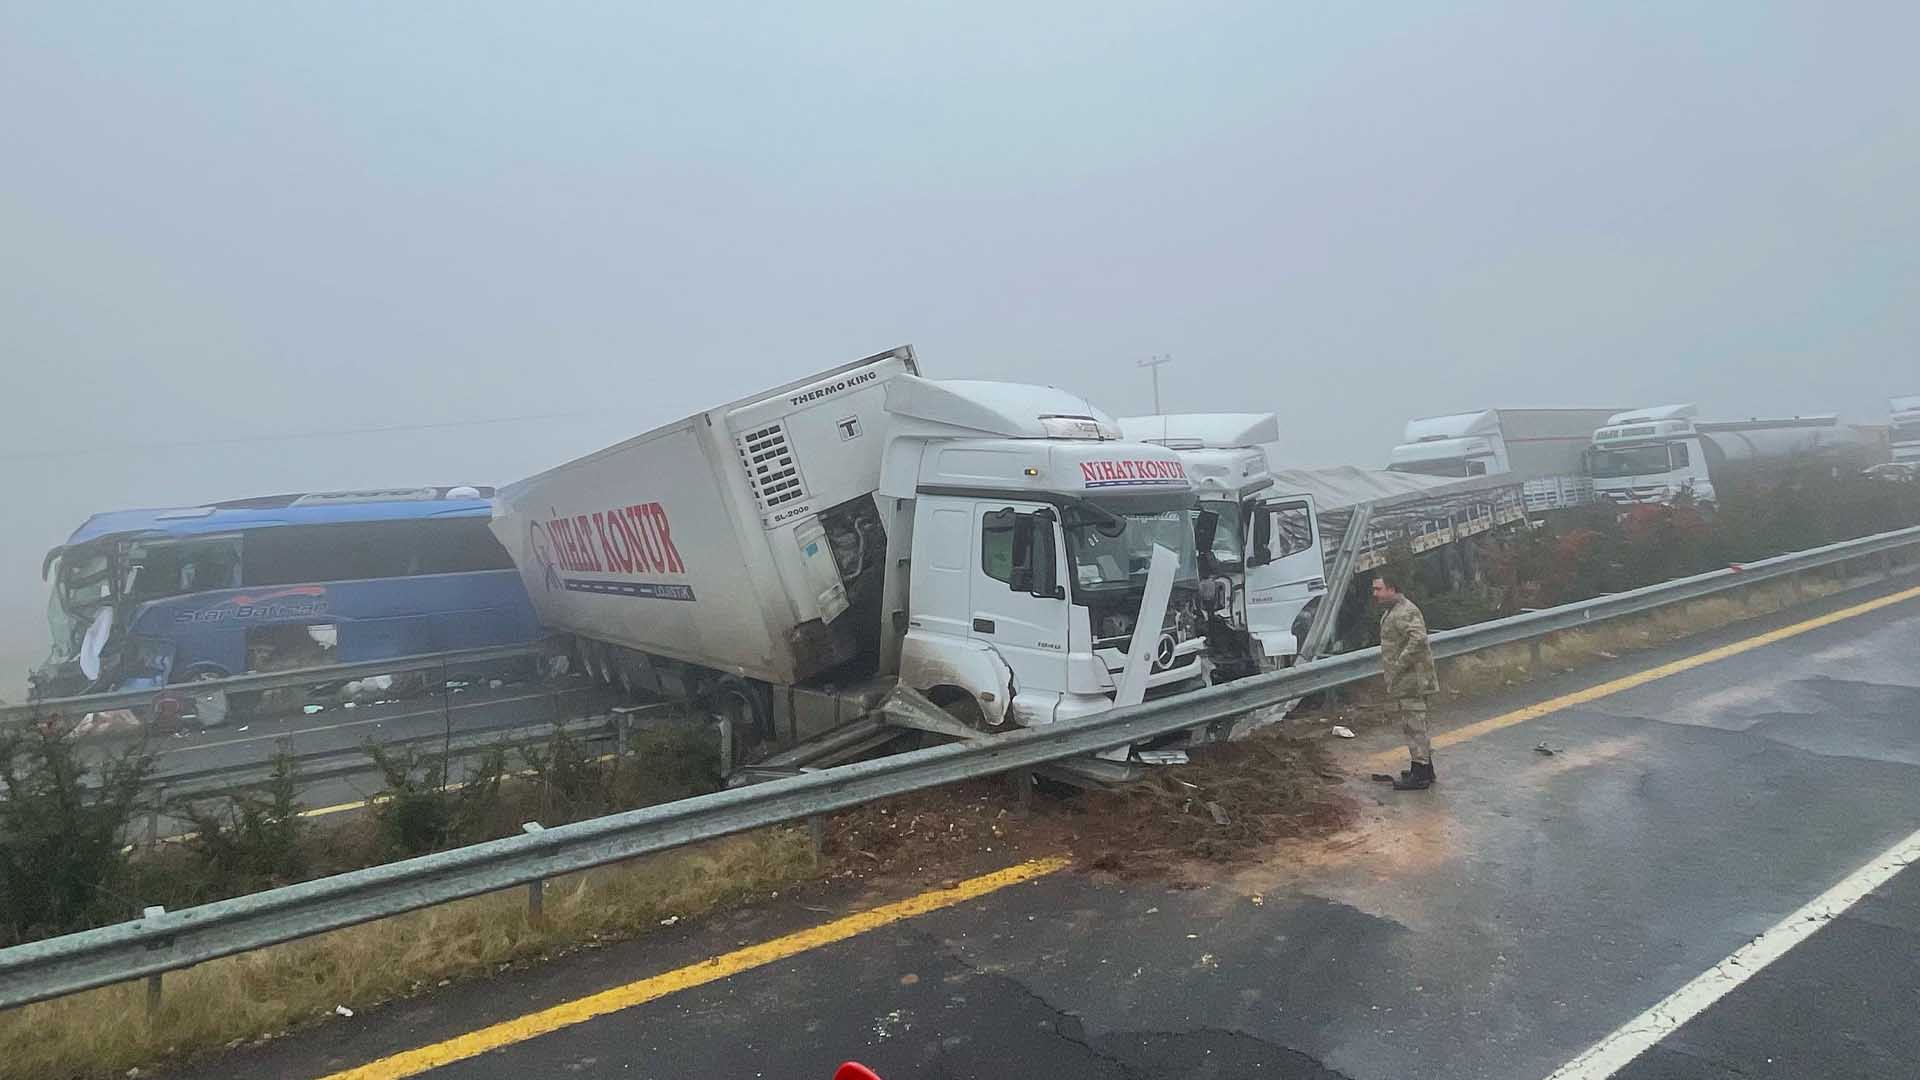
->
<box><xmin>1380</xmin><ymin>596</ymin><xmax>1439</xmax><ymax>700</ymax></box>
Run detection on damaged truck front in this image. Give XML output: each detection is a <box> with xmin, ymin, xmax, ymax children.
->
<box><xmin>490</xmin><ymin>345</ymin><xmax>1220</xmax><ymax>776</ymax></box>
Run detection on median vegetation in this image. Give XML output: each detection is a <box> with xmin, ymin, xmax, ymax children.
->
<box><xmin>0</xmin><ymin>717</ymin><xmax>814</xmax><ymax>1080</ymax></box>
<box><xmin>0</xmin><ymin>720</ymin><xmax>725</xmax><ymax>947</ymax></box>
<box><xmin>1358</xmin><ymin>465</ymin><xmax>1920</xmax><ymax>643</ymax></box>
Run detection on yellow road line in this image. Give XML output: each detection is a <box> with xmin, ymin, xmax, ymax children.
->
<box><xmin>1365</xmin><ymin>582</ymin><xmax>1920</xmax><ymax>767</ymax></box>
<box><xmin>317</xmin><ymin>856</ymin><xmax>1071</xmax><ymax>1080</ymax></box>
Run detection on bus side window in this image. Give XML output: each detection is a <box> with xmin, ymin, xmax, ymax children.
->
<box><xmin>244</xmin><ymin>522</ymin><xmax>418</xmax><ymax>585</ymax></box>
<box><xmin>415</xmin><ymin>519</ymin><xmax>516</xmax><ymax>575</ymax></box>
<box><xmin>134</xmin><ymin>539</ymin><xmax>241</xmax><ymax>599</ymax></box>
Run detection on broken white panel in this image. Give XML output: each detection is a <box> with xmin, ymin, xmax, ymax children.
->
<box><xmin>1098</xmin><ymin>544</ymin><xmax>1179</xmax><ymax>761</ymax></box>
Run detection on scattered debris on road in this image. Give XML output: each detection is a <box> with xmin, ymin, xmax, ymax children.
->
<box><xmin>822</xmin><ymin>728</ymin><xmax>1354</xmax><ymax>885</ymax></box>
<box><xmin>1330</xmin><ymin>725</ymin><xmax>1356</xmax><ymax>739</ymax></box>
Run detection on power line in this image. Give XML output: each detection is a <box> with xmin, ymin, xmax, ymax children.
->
<box><xmin>0</xmin><ymin>409</ymin><xmax>621</xmax><ymax>463</ymax></box>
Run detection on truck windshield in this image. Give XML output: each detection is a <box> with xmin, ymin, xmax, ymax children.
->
<box><xmin>1198</xmin><ymin>500</ymin><xmax>1243</xmax><ymax>571</ymax></box>
<box><xmin>1388</xmin><ymin>458</ymin><xmax>1486</xmax><ymax>478</ymax></box>
<box><xmin>1064</xmin><ymin>509</ymin><xmax>1199</xmax><ymax>592</ymax></box>
<box><xmin>1589</xmin><ymin>444</ymin><xmax>1674</xmax><ymax>478</ymax></box>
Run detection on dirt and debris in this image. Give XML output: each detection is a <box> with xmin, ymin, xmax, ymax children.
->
<box><xmin>821</xmin><ymin>728</ymin><xmax>1357</xmax><ymax>886</ymax></box>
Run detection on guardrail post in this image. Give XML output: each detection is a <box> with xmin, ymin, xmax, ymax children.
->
<box><xmin>1006</xmin><ymin>770</ymin><xmax>1034</xmax><ymax>818</ymax></box>
<box><xmin>1528</xmin><ymin>638</ymin><xmax>1544</xmax><ymax>672</ymax></box>
<box><xmin>143</xmin><ymin>907</ymin><xmax>166</xmax><ymax>1016</ymax></box>
<box><xmin>520</xmin><ymin>823</ymin><xmax>546</xmax><ymax>923</ymax></box>
<box><xmin>147</xmin><ymin>787</ymin><xmax>165</xmax><ymax>847</ymax></box>
<box><xmin>806</xmin><ymin>814</ymin><xmax>826</xmax><ymax>861</ymax></box>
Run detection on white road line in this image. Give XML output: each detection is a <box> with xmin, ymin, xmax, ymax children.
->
<box><xmin>1543</xmin><ymin>826</ymin><xmax>1920</xmax><ymax>1079</ymax></box>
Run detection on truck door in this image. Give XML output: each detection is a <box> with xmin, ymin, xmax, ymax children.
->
<box><xmin>970</xmin><ymin>503</ymin><xmax>1071</xmax><ymax>698</ymax></box>
<box><xmin>1245</xmin><ymin>494</ymin><xmax>1326</xmax><ymax>661</ymax></box>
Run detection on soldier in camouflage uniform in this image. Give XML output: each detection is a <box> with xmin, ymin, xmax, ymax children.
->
<box><xmin>1373</xmin><ymin>570</ymin><xmax>1439</xmax><ymax>790</ymax></box>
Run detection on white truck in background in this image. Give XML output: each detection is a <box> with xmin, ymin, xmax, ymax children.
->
<box><xmin>1589</xmin><ymin>404</ymin><xmax>1884</xmax><ymax>508</ymax></box>
<box><xmin>1118</xmin><ymin>414</ymin><xmax>1325</xmax><ymax>681</ymax></box>
<box><xmin>1387</xmin><ymin>407</ymin><xmax>1622</xmax><ymax>512</ymax></box>
<box><xmin>491</xmin><ymin>346</ymin><xmax>1215</xmax><ymax>770</ymax></box>
<box><xmin>1891</xmin><ymin>396</ymin><xmax>1920</xmax><ymax>464</ymax></box>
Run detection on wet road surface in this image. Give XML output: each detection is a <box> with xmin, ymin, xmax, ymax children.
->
<box><xmin>172</xmin><ymin>573</ymin><xmax>1920</xmax><ymax>1080</ymax></box>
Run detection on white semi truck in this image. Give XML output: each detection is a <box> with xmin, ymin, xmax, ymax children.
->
<box><xmin>1117</xmin><ymin>414</ymin><xmax>1325</xmax><ymax>680</ymax></box>
<box><xmin>1387</xmin><ymin>407</ymin><xmax>1621</xmax><ymax>512</ymax></box>
<box><xmin>491</xmin><ymin>347</ymin><xmax>1214</xmax><ymax>767</ymax></box>
<box><xmin>1589</xmin><ymin>404</ymin><xmax>1882</xmax><ymax>508</ymax></box>
<box><xmin>1892</xmin><ymin>396</ymin><xmax>1920</xmax><ymax>464</ymax></box>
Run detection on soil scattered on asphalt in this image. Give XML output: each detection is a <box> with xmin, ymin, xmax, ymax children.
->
<box><xmin>823</xmin><ymin>728</ymin><xmax>1358</xmax><ymax>886</ymax></box>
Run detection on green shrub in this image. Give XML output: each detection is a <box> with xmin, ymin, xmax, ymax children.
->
<box><xmin>175</xmin><ymin>749</ymin><xmax>307</xmax><ymax>897</ymax></box>
<box><xmin>0</xmin><ymin>722</ymin><xmax>151</xmax><ymax>943</ymax></box>
<box><xmin>520</xmin><ymin>725</ymin><xmax>609</xmax><ymax>824</ymax></box>
<box><xmin>363</xmin><ymin>743</ymin><xmax>508</xmax><ymax>856</ymax></box>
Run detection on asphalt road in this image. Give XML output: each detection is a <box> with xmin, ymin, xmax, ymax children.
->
<box><xmin>173</xmin><ymin>573</ymin><xmax>1920</xmax><ymax>1080</ymax></box>
<box><xmin>79</xmin><ymin>677</ymin><xmax>619</xmax><ymax>833</ymax></box>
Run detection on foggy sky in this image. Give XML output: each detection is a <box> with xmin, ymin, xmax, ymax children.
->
<box><xmin>3</xmin><ymin>3</ymin><xmax>1916</xmax><ymax>692</ymax></box>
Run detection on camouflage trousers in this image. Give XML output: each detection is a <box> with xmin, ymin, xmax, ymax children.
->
<box><xmin>1392</xmin><ymin>697</ymin><xmax>1432</xmax><ymax>765</ymax></box>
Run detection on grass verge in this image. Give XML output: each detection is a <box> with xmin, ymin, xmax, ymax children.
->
<box><xmin>0</xmin><ymin>828</ymin><xmax>812</xmax><ymax>1080</ymax></box>
<box><xmin>1433</xmin><ymin>566</ymin><xmax>1861</xmax><ymax>698</ymax></box>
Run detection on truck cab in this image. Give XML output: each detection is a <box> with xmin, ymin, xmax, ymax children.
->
<box><xmin>1387</xmin><ymin>411</ymin><xmax>1510</xmax><ymax>478</ymax></box>
<box><xmin>1588</xmin><ymin>405</ymin><xmax>1713</xmax><ymax>506</ymax></box>
<box><xmin>1892</xmin><ymin>396</ymin><xmax>1920</xmax><ymax>465</ymax></box>
<box><xmin>1118</xmin><ymin>414</ymin><xmax>1326</xmax><ymax>680</ymax></box>
<box><xmin>883</xmin><ymin>380</ymin><xmax>1212</xmax><ymax>729</ymax></box>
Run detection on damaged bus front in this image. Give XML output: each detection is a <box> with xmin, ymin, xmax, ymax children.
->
<box><xmin>32</xmin><ymin>488</ymin><xmax>543</xmax><ymax>700</ymax></box>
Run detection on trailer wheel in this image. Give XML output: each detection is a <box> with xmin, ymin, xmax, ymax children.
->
<box><xmin>711</xmin><ymin>675</ymin><xmax>771</xmax><ymax>744</ymax></box>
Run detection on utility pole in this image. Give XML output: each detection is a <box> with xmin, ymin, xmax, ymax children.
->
<box><xmin>1138</xmin><ymin>354</ymin><xmax>1174</xmax><ymax>414</ymax></box>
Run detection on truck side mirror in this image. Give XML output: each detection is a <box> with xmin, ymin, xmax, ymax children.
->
<box><xmin>1248</xmin><ymin>506</ymin><xmax>1273</xmax><ymax>568</ymax></box>
<box><xmin>1028</xmin><ymin>512</ymin><xmax>1060</xmax><ymax>599</ymax></box>
<box><xmin>1008</xmin><ymin>513</ymin><xmax>1034</xmax><ymax>592</ymax></box>
<box><xmin>1193</xmin><ymin>510</ymin><xmax>1220</xmax><ymax>563</ymax></box>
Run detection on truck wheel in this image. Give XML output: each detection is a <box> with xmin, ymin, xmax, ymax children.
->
<box><xmin>711</xmin><ymin>675</ymin><xmax>771</xmax><ymax>744</ymax></box>
<box><xmin>928</xmin><ymin>688</ymin><xmax>990</xmax><ymax>731</ymax></box>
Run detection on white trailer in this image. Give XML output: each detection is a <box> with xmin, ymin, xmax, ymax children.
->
<box><xmin>1892</xmin><ymin>396</ymin><xmax>1920</xmax><ymax>465</ymax></box>
<box><xmin>1387</xmin><ymin>407</ymin><xmax>1621</xmax><ymax>512</ymax></box>
<box><xmin>1589</xmin><ymin>404</ymin><xmax>1884</xmax><ymax>507</ymax></box>
<box><xmin>492</xmin><ymin>347</ymin><xmax>1215</xmax><ymax>769</ymax></box>
<box><xmin>1117</xmin><ymin>414</ymin><xmax>1325</xmax><ymax>679</ymax></box>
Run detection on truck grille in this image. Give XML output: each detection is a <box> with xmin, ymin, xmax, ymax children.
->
<box><xmin>736</xmin><ymin>423</ymin><xmax>809</xmax><ymax>513</ymax></box>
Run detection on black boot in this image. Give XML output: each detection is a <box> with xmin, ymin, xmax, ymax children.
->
<box><xmin>1392</xmin><ymin>761</ymin><xmax>1435</xmax><ymax>791</ymax></box>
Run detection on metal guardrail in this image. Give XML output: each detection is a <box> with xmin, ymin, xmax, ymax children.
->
<box><xmin>0</xmin><ymin>524</ymin><xmax>1916</xmax><ymax>1009</ymax></box>
<box><xmin>151</xmin><ymin>707</ymin><xmax>617</xmax><ymax>806</ymax></box>
<box><xmin>0</xmin><ymin>641</ymin><xmax>553</xmax><ymax>727</ymax></box>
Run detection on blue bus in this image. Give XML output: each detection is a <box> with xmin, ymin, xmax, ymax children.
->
<box><xmin>34</xmin><ymin>487</ymin><xmax>544</xmax><ymax>698</ymax></box>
